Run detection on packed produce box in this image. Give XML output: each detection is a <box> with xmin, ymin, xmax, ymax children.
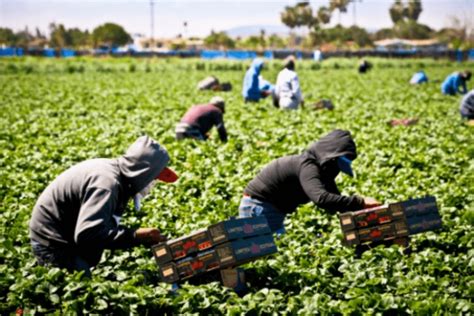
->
<box><xmin>339</xmin><ymin>196</ymin><xmax>442</xmax><ymax>246</ymax></box>
<box><xmin>152</xmin><ymin>216</ymin><xmax>277</xmax><ymax>284</ymax></box>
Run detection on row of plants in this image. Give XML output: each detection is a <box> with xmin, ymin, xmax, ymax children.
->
<box><xmin>0</xmin><ymin>58</ymin><xmax>472</xmax><ymax>314</ymax></box>
<box><xmin>0</xmin><ymin>57</ymin><xmax>466</xmax><ymax>75</ymax></box>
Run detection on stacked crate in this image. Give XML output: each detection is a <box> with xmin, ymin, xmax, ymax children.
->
<box><xmin>339</xmin><ymin>196</ymin><xmax>442</xmax><ymax>246</ymax></box>
<box><xmin>151</xmin><ymin>216</ymin><xmax>278</xmax><ymax>284</ymax></box>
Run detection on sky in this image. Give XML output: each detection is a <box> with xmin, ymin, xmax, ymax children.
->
<box><xmin>0</xmin><ymin>0</ymin><xmax>472</xmax><ymax>38</ymax></box>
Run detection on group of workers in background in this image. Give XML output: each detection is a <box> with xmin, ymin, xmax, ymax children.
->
<box><xmin>410</xmin><ymin>69</ymin><xmax>473</xmax><ymax>122</ymax></box>
<box><xmin>29</xmin><ymin>56</ymin><xmax>472</xmax><ymax>277</ymax></box>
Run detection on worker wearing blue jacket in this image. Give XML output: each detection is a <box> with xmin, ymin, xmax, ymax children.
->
<box><xmin>441</xmin><ymin>71</ymin><xmax>471</xmax><ymax>95</ymax></box>
<box><xmin>410</xmin><ymin>71</ymin><xmax>428</xmax><ymax>84</ymax></box>
<box><xmin>242</xmin><ymin>58</ymin><xmax>273</xmax><ymax>102</ymax></box>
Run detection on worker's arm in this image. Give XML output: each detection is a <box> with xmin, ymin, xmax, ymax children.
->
<box><xmin>299</xmin><ymin>160</ymin><xmax>365</xmax><ymax>213</ymax></box>
<box><xmin>74</xmin><ymin>188</ymin><xmax>165</xmax><ymax>249</ymax></box>
<box><xmin>215</xmin><ymin>112</ymin><xmax>228</xmax><ymax>142</ymax></box>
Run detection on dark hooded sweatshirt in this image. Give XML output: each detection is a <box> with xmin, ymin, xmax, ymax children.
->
<box><xmin>29</xmin><ymin>136</ymin><xmax>169</xmax><ymax>266</ymax></box>
<box><xmin>244</xmin><ymin>130</ymin><xmax>365</xmax><ymax>214</ymax></box>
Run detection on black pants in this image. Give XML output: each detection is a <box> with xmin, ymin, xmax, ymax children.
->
<box><xmin>31</xmin><ymin>240</ymin><xmax>92</xmax><ymax>277</ymax></box>
<box><xmin>175</xmin><ymin>131</ymin><xmax>205</xmax><ymax>140</ymax></box>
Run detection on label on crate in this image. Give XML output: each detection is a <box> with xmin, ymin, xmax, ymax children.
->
<box><xmin>159</xmin><ymin>263</ymin><xmax>179</xmax><ymax>283</ymax></box>
<box><xmin>216</xmin><ymin>244</ymin><xmax>235</xmax><ymax>265</ymax></box>
<box><xmin>171</xmin><ymin>249</ymin><xmax>220</xmax><ymax>281</ymax></box>
<box><xmin>168</xmin><ymin>229</ymin><xmax>213</xmax><ymax>261</ymax></box>
<box><xmin>396</xmin><ymin>196</ymin><xmax>438</xmax><ymax>217</ymax></box>
<box><xmin>346</xmin><ymin>220</ymin><xmax>409</xmax><ymax>245</ymax></box>
<box><xmin>152</xmin><ymin>244</ymin><xmax>173</xmax><ymax>265</ymax></box>
<box><xmin>216</xmin><ymin>234</ymin><xmax>277</xmax><ymax>267</ymax></box>
<box><xmin>339</xmin><ymin>205</ymin><xmax>405</xmax><ymax>232</ymax></box>
<box><xmin>407</xmin><ymin>212</ymin><xmax>442</xmax><ymax>234</ymax></box>
<box><xmin>208</xmin><ymin>216</ymin><xmax>271</xmax><ymax>245</ymax></box>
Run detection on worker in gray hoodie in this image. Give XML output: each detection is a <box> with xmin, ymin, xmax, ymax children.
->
<box><xmin>29</xmin><ymin>136</ymin><xmax>178</xmax><ymax>276</ymax></box>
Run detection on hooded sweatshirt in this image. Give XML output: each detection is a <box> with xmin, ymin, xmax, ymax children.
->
<box><xmin>29</xmin><ymin>136</ymin><xmax>169</xmax><ymax>266</ymax></box>
<box><xmin>242</xmin><ymin>58</ymin><xmax>264</xmax><ymax>101</ymax></box>
<box><xmin>441</xmin><ymin>72</ymin><xmax>467</xmax><ymax>95</ymax></box>
<box><xmin>460</xmin><ymin>89</ymin><xmax>474</xmax><ymax>118</ymax></box>
<box><xmin>244</xmin><ymin>130</ymin><xmax>365</xmax><ymax>214</ymax></box>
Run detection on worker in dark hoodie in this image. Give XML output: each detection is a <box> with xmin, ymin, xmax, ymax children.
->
<box><xmin>29</xmin><ymin>136</ymin><xmax>178</xmax><ymax>276</ymax></box>
<box><xmin>242</xmin><ymin>58</ymin><xmax>273</xmax><ymax>102</ymax></box>
<box><xmin>239</xmin><ymin>129</ymin><xmax>381</xmax><ymax>234</ymax></box>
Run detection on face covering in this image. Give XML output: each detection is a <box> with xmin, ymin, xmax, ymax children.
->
<box><xmin>133</xmin><ymin>180</ymin><xmax>156</xmax><ymax>211</ymax></box>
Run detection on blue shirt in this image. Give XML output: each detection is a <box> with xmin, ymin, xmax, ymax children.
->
<box><xmin>242</xmin><ymin>58</ymin><xmax>264</xmax><ymax>101</ymax></box>
<box><xmin>441</xmin><ymin>72</ymin><xmax>467</xmax><ymax>95</ymax></box>
<box><xmin>410</xmin><ymin>71</ymin><xmax>428</xmax><ymax>84</ymax></box>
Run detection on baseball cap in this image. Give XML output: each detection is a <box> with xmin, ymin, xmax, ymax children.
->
<box><xmin>156</xmin><ymin>167</ymin><xmax>178</xmax><ymax>183</ymax></box>
<box><xmin>210</xmin><ymin>96</ymin><xmax>225</xmax><ymax>106</ymax></box>
<box><xmin>337</xmin><ymin>156</ymin><xmax>354</xmax><ymax>177</ymax></box>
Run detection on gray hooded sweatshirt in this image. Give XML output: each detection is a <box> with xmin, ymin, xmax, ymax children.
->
<box><xmin>29</xmin><ymin>136</ymin><xmax>169</xmax><ymax>266</ymax></box>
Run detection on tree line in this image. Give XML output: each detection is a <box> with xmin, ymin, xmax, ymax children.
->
<box><xmin>205</xmin><ymin>0</ymin><xmax>472</xmax><ymax>50</ymax></box>
<box><xmin>0</xmin><ymin>0</ymin><xmax>472</xmax><ymax>51</ymax></box>
<box><xmin>0</xmin><ymin>22</ymin><xmax>131</xmax><ymax>49</ymax></box>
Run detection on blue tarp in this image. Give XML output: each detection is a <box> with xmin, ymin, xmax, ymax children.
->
<box><xmin>0</xmin><ymin>47</ymin><xmax>24</xmax><ymax>57</ymax></box>
<box><xmin>201</xmin><ymin>50</ymin><xmax>257</xmax><ymax>60</ymax></box>
<box><xmin>456</xmin><ymin>50</ymin><xmax>463</xmax><ymax>62</ymax></box>
<box><xmin>201</xmin><ymin>50</ymin><xmax>226</xmax><ymax>59</ymax></box>
<box><xmin>61</xmin><ymin>49</ymin><xmax>76</xmax><ymax>58</ymax></box>
<box><xmin>469</xmin><ymin>49</ymin><xmax>474</xmax><ymax>61</ymax></box>
<box><xmin>0</xmin><ymin>47</ymin><xmax>15</xmax><ymax>56</ymax></box>
<box><xmin>263</xmin><ymin>51</ymin><xmax>274</xmax><ymax>59</ymax></box>
<box><xmin>226</xmin><ymin>50</ymin><xmax>257</xmax><ymax>60</ymax></box>
<box><xmin>44</xmin><ymin>48</ymin><xmax>55</xmax><ymax>57</ymax></box>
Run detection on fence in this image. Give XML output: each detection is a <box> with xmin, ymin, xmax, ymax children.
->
<box><xmin>1</xmin><ymin>47</ymin><xmax>474</xmax><ymax>62</ymax></box>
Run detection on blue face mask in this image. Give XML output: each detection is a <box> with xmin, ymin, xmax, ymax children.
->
<box><xmin>337</xmin><ymin>156</ymin><xmax>354</xmax><ymax>177</ymax></box>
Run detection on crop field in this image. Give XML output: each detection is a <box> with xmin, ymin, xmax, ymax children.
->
<box><xmin>0</xmin><ymin>57</ymin><xmax>473</xmax><ymax>314</ymax></box>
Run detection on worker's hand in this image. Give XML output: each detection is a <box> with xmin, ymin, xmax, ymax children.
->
<box><xmin>261</xmin><ymin>90</ymin><xmax>271</xmax><ymax>97</ymax></box>
<box><xmin>135</xmin><ymin>228</ymin><xmax>167</xmax><ymax>245</ymax></box>
<box><xmin>363</xmin><ymin>197</ymin><xmax>382</xmax><ymax>209</ymax></box>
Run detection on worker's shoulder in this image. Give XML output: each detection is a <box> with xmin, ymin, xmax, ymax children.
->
<box><xmin>68</xmin><ymin>158</ymin><xmax>121</xmax><ymax>190</ymax></box>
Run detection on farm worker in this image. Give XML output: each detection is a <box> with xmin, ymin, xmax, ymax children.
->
<box><xmin>460</xmin><ymin>89</ymin><xmax>474</xmax><ymax>122</ymax></box>
<box><xmin>29</xmin><ymin>136</ymin><xmax>178</xmax><ymax>276</ymax></box>
<box><xmin>242</xmin><ymin>58</ymin><xmax>273</xmax><ymax>102</ymax></box>
<box><xmin>358</xmin><ymin>59</ymin><xmax>372</xmax><ymax>74</ymax></box>
<box><xmin>441</xmin><ymin>71</ymin><xmax>471</xmax><ymax>95</ymax></box>
<box><xmin>239</xmin><ymin>129</ymin><xmax>381</xmax><ymax>234</ymax></box>
<box><xmin>197</xmin><ymin>76</ymin><xmax>232</xmax><ymax>92</ymax></box>
<box><xmin>410</xmin><ymin>71</ymin><xmax>428</xmax><ymax>84</ymax></box>
<box><xmin>175</xmin><ymin>96</ymin><xmax>228</xmax><ymax>142</ymax></box>
<box><xmin>273</xmin><ymin>55</ymin><xmax>304</xmax><ymax>110</ymax></box>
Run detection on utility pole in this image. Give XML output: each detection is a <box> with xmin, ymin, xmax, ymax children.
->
<box><xmin>150</xmin><ymin>0</ymin><xmax>155</xmax><ymax>48</ymax></box>
<box><xmin>351</xmin><ymin>0</ymin><xmax>363</xmax><ymax>26</ymax></box>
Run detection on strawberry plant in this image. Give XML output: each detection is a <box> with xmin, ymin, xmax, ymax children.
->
<box><xmin>0</xmin><ymin>57</ymin><xmax>472</xmax><ymax>314</ymax></box>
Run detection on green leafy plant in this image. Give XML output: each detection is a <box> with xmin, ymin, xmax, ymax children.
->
<box><xmin>0</xmin><ymin>57</ymin><xmax>472</xmax><ymax>314</ymax></box>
